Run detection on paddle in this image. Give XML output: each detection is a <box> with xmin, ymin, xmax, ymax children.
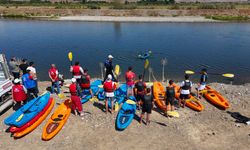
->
<box><xmin>185</xmin><ymin>70</ymin><xmax>234</xmax><ymax>78</ymax></box>
<box><xmin>142</xmin><ymin>59</ymin><xmax>150</xmax><ymax>81</ymax></box>
<box><xmin>68</xmin><ymin>51</ymin><xmax>73</xmax><ymax>66</ymax></box>
<box><xmin>114</xmin><ymin>64</ymin><xmax>120</xmax><ymax>81</ymax></box>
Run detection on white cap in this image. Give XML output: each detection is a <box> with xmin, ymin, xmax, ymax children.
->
<box><xmin>108</xmin><ymin>55</ymin><xmax>114</xmax><ymax>59</ymax></box>
<box><xmin>71</xmin><ymin>78</ymin><xmax>76</xmax><ymax>83</ymax></box>
<box><xmin>107</xmin><ymin>74</ymin><xmax>112</xmax><ymax>80</ymax></box>
<box><xmin>14</xmin><ymin>78</ymin><xmax>20</xmax><ymax>84</ymax></box>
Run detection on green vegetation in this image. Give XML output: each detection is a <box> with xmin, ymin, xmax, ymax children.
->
<box><xmin>206</xmin><ymin>15</ymin><xmax>250</xmax><ymax>21</ymax></box>
<box><xmin>1</xmin><ymin>13</ymin><xmax>30</xmax><ymax>18</ymax></box>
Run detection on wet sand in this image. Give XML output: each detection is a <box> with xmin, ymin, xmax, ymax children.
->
<box><xmin>0</xmin><ymin>80</ymin><xmax>249</xmax><ymax>150</ymax></box>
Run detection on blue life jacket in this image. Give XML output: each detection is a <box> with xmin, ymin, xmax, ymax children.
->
<box><xmin>104</xmin><ymin>59</ymin><xmax>113</xmax><ymax>72</ymax></box>
<box><xmin>22</xmin><ymin>73</ymin><xmax>36</xmax><ymax>89</ymax></box>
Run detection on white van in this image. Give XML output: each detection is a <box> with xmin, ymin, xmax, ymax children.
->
<box><xmin>0</xmin><ymin>54</ymin><xmax>13</xmax><ymax>113</ymax></box>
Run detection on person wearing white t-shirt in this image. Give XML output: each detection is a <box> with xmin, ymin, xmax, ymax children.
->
<box><xmin>179</xmin><ymin>74</ymin><xmax>192</xmax><ymax>108</ymax></box>
<box><xmin>27</xmin><ymin>62</ymin><xmax>39</xmax><ymax>94</ymax></box>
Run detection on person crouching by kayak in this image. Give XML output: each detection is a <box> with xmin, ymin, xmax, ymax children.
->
<box><xmin>134</xmin><ymin>75</ymin><xmax>146</xmax><ymax>109</ymax></box>
<box><xmin>103</xmin><ymin>74</ymin><xmax>117</xmax><ymax>114</ymax></box>
<box><xmin>179</xmin><ymin>74</ymin><xmax>192</xmax><ymax>108</ymax></box>
<box><xmin>48</xmin><ymin>64</ymin><xmax>60</xmax><ymax>94</ymax></box>
<box><xmin>12</xmin><ymin>78</ymin><xmax>28</xmax><ymax>110</ymax></box>
<box><xmin>70</xmin><ymin>61</ymin><xmax>84</xmax><ymax>84</ymax></box>
<box><xmin>197</xmin><ymin>68</ymin><xmax>208</xmax><ymax>99</ymax></box>
<box><xmin>69</xmin><ymin>78</ymin><xmax>84</xmax><ymax>116</ymax></box>
<box><xmin>80</xmin><ymin>69</ymin><xmax>93</xmax><ymax>97</ymax></box>
<box><xmin>103</xmin><ymin>55</ymin><xmax>117</xmax><ymax>82</ymax></box>
<box><xmin>166</xmin><ymin>80</ymin><xmax>176</xmax><ymax>114</ymax></box>
<box><xmin>22</xmin><ymin>69</ymin><xmax>38</xmax><ymax>100</ymax></box>
<box><xmin>125</xmin><ymin>66</ymin><xmax>136</xmax><ymax>96</ymax></box>
<box><xmin>140</xmin><ymin>88</ymin><xmax>153</xmax><ymax>125</ymax></box>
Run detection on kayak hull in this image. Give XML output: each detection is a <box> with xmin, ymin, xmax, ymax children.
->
<box><xmin>153</xmin><ymin>82</ymin><xmax>167</xmax><ymax>111</ymax></box>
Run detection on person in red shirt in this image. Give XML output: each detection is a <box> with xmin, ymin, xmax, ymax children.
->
<box><xmin>125</xmin><ymin>66</ymin><xmax>136</xmax><ymax>96</ymax></box>
<box><xmin>12</xmin><ymin>78</ymin><xmax>28</xmax><ymax>109</ymax></box>
<box><xmin>69</xmin><ymin>78</ymin><xmax>83</xmax><ymax>116</ymax></box>
<box><xmin>103</xmin><ymin>74</ymin><xmax>117</xmax><ymax>114</ymax></box>
<box><xmin>80</xmin><ymin>69</ymin><xmax>93</xmax><ymax>97</ymax></box>
<box><xmin>70</xmin><ymin>61</ymin><xmax>84</xmax><ymax>84</ymax></box>
<box><xmin>48</xmin><ymin>64</ymin><xmax>60</xmax><ymax>94</ymax></box>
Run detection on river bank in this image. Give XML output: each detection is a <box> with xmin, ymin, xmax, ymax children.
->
<box><xmin>0</xmin><ymin>80</ymin><xmax>249</xmax><ymax>150</ymax></box>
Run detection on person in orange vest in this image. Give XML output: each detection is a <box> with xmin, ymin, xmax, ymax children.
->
<box><xmin>70</xmin><ymin>61</ymin><xmax>84</xmax><ymax>84</ymax></box>
<box><xmin>80</xmin><ymin>69</ymin><xmax>93</xmax><ymax>97</ymax></box>
<box><xmin>103</xmin><ymin>74</ymin><xmax>117</xmax><ymax>114</ymax></box>
<box><xmin>12</xmin><ymin>78</ymin><xmax>28</xmax><ymax>109</ymax></box>
<box><xmin>48</xmin><ymin>64</ymin><xmax>60</xmax><ymax>94</ymax></box>
<box><xmin>69</xmin><ymin>78</ymin><xmax>83</xmax><ymax>116</ymax></box>
<box><xmin>125</xmin><ymin>66</ymin><xmax>136</xmax><ymax>96</ymax></box>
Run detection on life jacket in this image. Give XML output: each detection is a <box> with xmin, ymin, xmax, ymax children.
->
<box><xmin>80</xmin><ymin>75</ymin><xmax>90</xmax><ymax>89</ymax></box>
<box><xmin>143</xmin><ymin>94</ymin><xmax>153</xmax><ymax>106</ymax></box>
<box><xmin>166</xmin><ymin>86</ymin><xmax>175</xmax><ymax>99</ymax></box>
<box><xmin>49</xmin><ymin>68</ymin><xmax>58</xmax><ymax>81</ymax></box>
<box><xmin>136</xmin><ymin>81</ymin><xmax>146</xmax><ymax>94</ymax></box>
<box><xmin>72</xmin><ymin>66</ymin><xmax>81</xmax><ymax>76</ymax></box>
<box><xmin>200</xmin><ymin>74</ymin><xmax>208</xmax><ymax>85</ymax></box>
<box><xmin>125</xmin><ymin>71</ymin><xmax>135</xmax><ymax>85</ymax></box>
<box><xmin>22</xmin><ymin>73</ymin><xmax>36</xmax><ymax>89</ymax></box>
<box><xmin>69</xmin><ymin>83</ymin><xmax>77</xmax><ymax>96</ymax></box>
<box><xmin>181</xmin><ymin>80</ymin><xmax>191</xmax><ymax>90</ymax></box>
<box><xmin>104</xmin><ymin>81</ymin><xmax>116</xmax><ymax>92</ymax></box>
<box><xmin>12</xmin><ymin>84</ymin><xmax>27</xmax><ymax>102</ymax></box>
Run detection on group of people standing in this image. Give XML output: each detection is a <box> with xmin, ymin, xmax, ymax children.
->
<box><xmin>9</xmin><ymin>54</ymin><xmax>208</xmax><ymax>125</ymax></box>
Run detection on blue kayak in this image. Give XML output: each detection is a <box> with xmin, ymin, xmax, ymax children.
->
<box><xmin>81</xmin><ymin>95</ymin><xmax>92</xmax><ymax>104</ymax></box>
<box><xmin>91</xmin><ymin>80</ymin><xmax>102</xmax><ymax>95</ymax></box>
<box><xmin>116</xmin><ymin>84</ymin><xmax>127</xmax><ymax>97</ymax></box>
<box><xmin>4</xmin><ymin>92</ymin><xmax>50</xmax><ymax>127</ymax></box>
<box><xmin>116</xmin><ymin>97</ymin><xmax>136</xmax><ymax>130</ymax></box>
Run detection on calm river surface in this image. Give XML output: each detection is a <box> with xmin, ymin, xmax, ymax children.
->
<box><xmin>1</xmin><ymin>19</ymin><xmax>250</xmax><ymax>84</ymax></box>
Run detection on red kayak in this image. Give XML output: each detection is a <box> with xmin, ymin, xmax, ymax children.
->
<box><xmin>10</xmin><ymin>97</ymin><xmax>53</xmax><ymax>133</ymax></box>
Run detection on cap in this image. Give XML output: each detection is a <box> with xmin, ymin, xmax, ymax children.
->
<box><xmin>108</xmin><ymin>55</ymin><xmax>114</xmax><ymax>59</ymax></box>
<box><xmin>14</xmin><ymin>78</ymin><xmax>20</xmax><ymax>84</ymax></box>
<box><xmin>71</xmin><ymin>78</ymin><xmax>76</xmax><ymax>83</ymax></box>
<box><xmin>107</xmin><ymin>74</ymin><xmax>112</xmax><ymax>80</ymax></box>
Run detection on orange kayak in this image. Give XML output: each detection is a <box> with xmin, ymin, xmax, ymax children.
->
<box><xmin>153</xmin><ymin>82</ymin><xmax>167</xmax><ymax>111</ymax></box>
<box><xmin>203</xmin><ymin>86</ymin><xmax>230</xmax><ymax>109</ymax></box>
<box><xmin>13</xmin><ymin>98</ymin><xmax>55</xmax><ymax>138</ymax></box>
<box><xmin>175</xmin><ymin>86</ymin><xmax>204</xmax><ymax>112</ymax></box>
<box><xmin>42</xmin><ymin>99</ymin><xmax>71</xmax><ymax>141</ymax></box>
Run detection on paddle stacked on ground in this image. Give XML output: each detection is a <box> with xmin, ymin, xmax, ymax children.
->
<box><xmin>42</xmin><ymin>99</ymin><xmax>71</xmax><ymax>141</ymax></box>
<box><xmin>116</xmin><ymin>96</ymin><xmax>136</xmax><ymax>131</ymax></box>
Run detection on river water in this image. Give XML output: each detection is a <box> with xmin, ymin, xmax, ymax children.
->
<box><xmin>1</xmin><ymin>19</ymin><xmax>250</xmax><ymax>84</ymax></box>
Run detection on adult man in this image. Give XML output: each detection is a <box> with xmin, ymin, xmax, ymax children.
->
<box><xmin>27</xmin><ymin>61</ymin><xmax>39</xmax><ymax>94</ymax></box>
<box><xmin>179</xmin><ymin>74</ymin><xmax>192</xmax><ymax>108</ymax></box>
<box><xmin>9</xmin><ymin>57</ymin><xmax>20</xmax><ymax>79</ymax></box>
<box><xmin>19</xmin><ymin>59</ymin><xmax>29</xmax><ymax>75</ymax></box>
<box><xmin>70</xmin><ymin>61</ymin><xmax>84</xmax><ymax>84</ymax></box>
<box><xmin>103</xmin><ymin>55</ymin><xmax>117</xmax><ymax>82</ymax></box>
<box><xmin>134</xmin><ymin>75</ymin><xmax>146</xmax><ymax>108</ymax></box>
<box><xmin>48</xmin><ymin>64</ymin><xmax>60</xmax><ymax>94</ymax></box>
<box><xmin>22</xmin><ymin>69</ymin><xmax>38</xmax><ymax>100</ymax></box>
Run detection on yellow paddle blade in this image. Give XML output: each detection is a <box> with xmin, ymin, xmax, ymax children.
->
<box><xmin>16</xmin><ymin>114</ymin><xmax>24</xmax><ymax>122</ymax></box>
<box><xmin>144</xmin><ymin>59</ymin><xmax>149</xmax><ymax>69</ymax></box>
<box><xmin>185</xmin><ymin>70</ymin><xmax>195</xmax><ymax>75</ymax></box>
<box><xmin>58</xmin><ymin>93</ymin><xmax>65</xmax><ymax>99</ymax></box>
<box><xmin>222</xmin><ymin>73</ymin><xmax>234</xmax><ymax>78</ymax></box>
<box><xmin>115</xmin><ymin>102</ymin><xmax>119</xmax><ymax>111</ymax></box>
<box><xmin>98</xmin><ymin>85</ymin><xmax>103</xmax><ymax>88</ymax></box>
<box><xmin>90</xmin><ymin>97</ymin><xmax>99</xmax><ymax>103</ymax></box>
<box><xmin>68</xmin><ymin>52</ymin><xmax>73</xmax><ymax>62</ymax></box>
<box><xmin>167</xmin><ymin>111</ymin><xmax>180</xmax><ymax>118</ymax></box>
<box><xmin>126</xmin><ymin>100</ymin><xmax>136</xmax><ymax>105</ymax></box>
<box><xmin>114</xmin><ymin>65</ymin><xmax>120</xmax><ymax>76</ymax></box>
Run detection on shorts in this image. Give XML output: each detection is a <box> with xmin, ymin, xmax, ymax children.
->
<box><xmin>142</xmin><ymin>105</ymin><xmax>152</xmax><ymax>114</ymax></box>
<box><xmin>135</xmin><ymin>94</ymin><xmax>144</xmax><ymax>102</ymax></box>
<box><xmin>198</xmin><ymin>84</ymin><xmax>206</xmax><ymax>91</ymax></box>
<box><xmin>180</xmin><ymin>94</ymin><xmax>190</xmax><ymax>100</ymax></box>
<box><xmin>105</xmin><ymin>97</ymin><xmax>114</xmax><ymax>102</ymax></box>
<box><xmin>166</xmin><ymin>98</ymin><xmax>174</xmax><ymax>105</ymax></box>
<box><xmin>105</xmin><ymin>92</ymin><xmax>115</xmax><ymax>97</ymax></box>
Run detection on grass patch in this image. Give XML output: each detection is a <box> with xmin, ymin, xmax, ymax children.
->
<box><xmin>206</xmin><ymin>15</ymin><xmax>250</xmax><ymax>21</ymax></box>
<box><xmin>1</xmin><ymin>13</ymin><xmax>30</xmax><ymax>18</ymax></box>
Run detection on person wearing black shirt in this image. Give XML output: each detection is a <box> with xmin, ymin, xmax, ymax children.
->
<box><xmin>19</xmin><ymin>59</ymin><xmax>29</xmax><ymax>75</ymax></box>
<box><xmin>140</xmin><ymin>88</ymin><xmax>153</xmax><ymax>125</ymax></box>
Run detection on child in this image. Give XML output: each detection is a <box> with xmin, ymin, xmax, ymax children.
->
<box><xmin>134</xmin><ymin>75</ymin><xmax>146</xmax><ymax>109</ymax></box>
<box><xmin>179</xmin><ymin>74</ymin><xmax>192</xmax><ymax>108</ymax></box>
<box><xmin>197</xmin><ymin>68</ymin><xmax>208</xmax><ymax>99</ymax></box>
<box><xmin>103</xmin><ymin>74</ymin><xmax>116</xmax><ymax>114</ymax></box>
<box><xmin>12</xmin><ymin>78</ymin><xmax>28</xmax><ymax>109</ymax></box>
<box><xmin>140</xmin><ymin>88</ymin><xmax>153</xmax><ymax>125</ymax></box>
<box><xmin>69</xmin><ymin>78</ymin><xmax>83</xmax><ymax>116</ymax></box>
<box><xmin>166</xmin><ymin>80</ymin><xmax>176</xmax><ymax>113</ymax></box>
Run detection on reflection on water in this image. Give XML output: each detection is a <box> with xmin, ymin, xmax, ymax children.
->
<box><xmin>0</xmin><ymin>20</ymin><xmax>250</xmax><ymax>84</ymax></box>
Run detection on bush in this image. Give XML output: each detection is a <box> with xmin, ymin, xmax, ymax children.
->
<box><xmin>86</xmin><ymin>4</ymin><xmax>101</xmax><ymax>9</ymax></box>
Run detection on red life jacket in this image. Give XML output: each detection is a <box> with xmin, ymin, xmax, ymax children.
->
<box><xmin>80</xmin><ymin>75</ymin><xmax>90</xmax><ymax>89</ymax></box>
<box><xmin>72</xmin><ymin>66</ymin><xmax>81</xmax><ymax>76</ymax></box>
<box><xmin>104</xmin><ymin>81</ymin><xmax>116</xmax><ymax>92</ymax></box>
<box><xmin>49</xmin><ymin>68</ymin><xmax>58</xmax><ymax>81</ymax></box>
<box><xmin>69</xmin><ymin>83</ymin><xmax>77</xmax><ymax>95</ymax></box>
<box><xmin>12</xmin><ymin>84</ymin><xmax>27</xmax><ymax>102</ymax></box>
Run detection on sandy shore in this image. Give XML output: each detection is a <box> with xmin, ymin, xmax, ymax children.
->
<box><xmin>0</xmin><ymin>81</ymin><xmax>249</xmax><ymax>150</ymax></box>
<box><xmin>57</xmin><ymin>16</ymin><xmax>218</xmax><ymax>22</ymax></box>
